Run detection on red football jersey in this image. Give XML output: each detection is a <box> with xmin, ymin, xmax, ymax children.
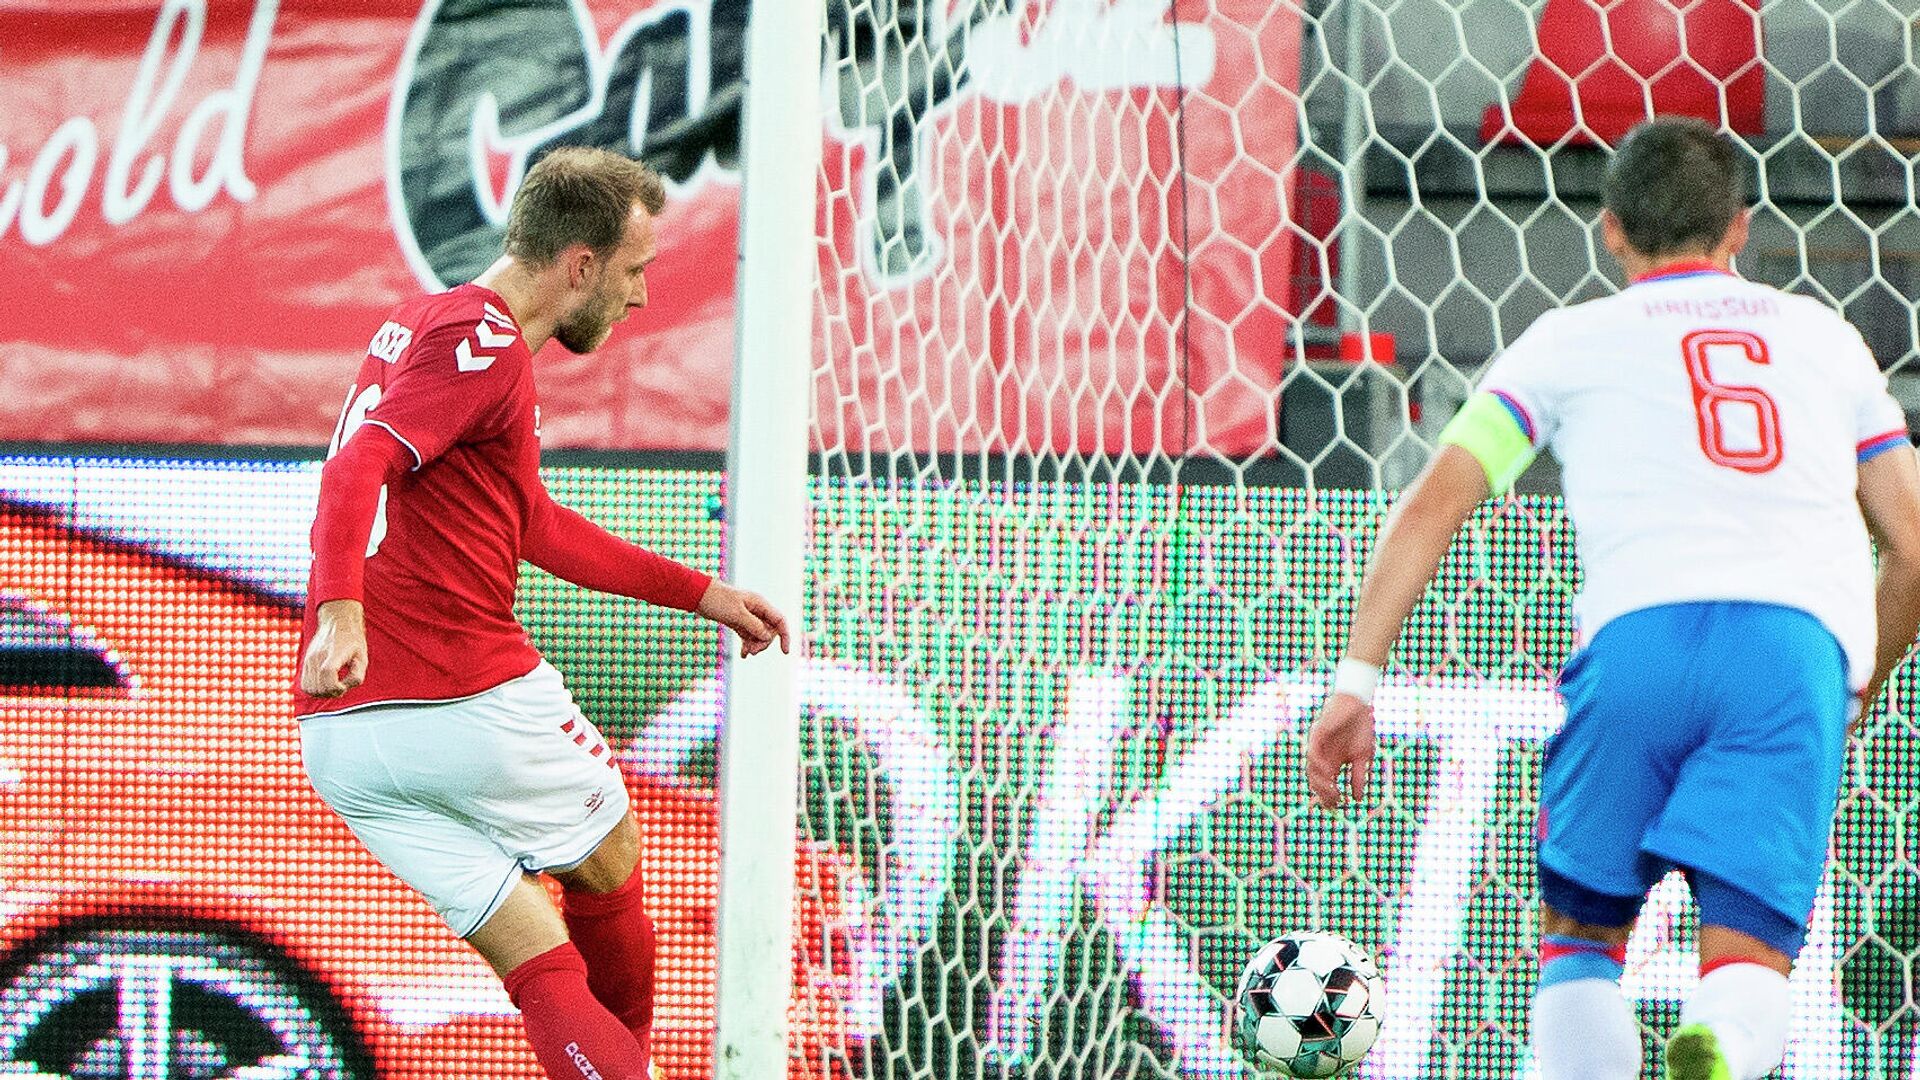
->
<box><xmin>296</xmin><ymin>284</ymin><xmax>545</xmax><ymax>715</ymax></box>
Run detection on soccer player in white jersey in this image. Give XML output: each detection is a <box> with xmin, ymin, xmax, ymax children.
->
<box><xmin>1304</xmin><ymin>117</ymin><xmax>1920</xmax><ymax>1080</ymax></box>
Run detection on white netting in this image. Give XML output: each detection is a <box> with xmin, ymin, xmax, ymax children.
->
<box><xmin>789</xmin><ymin>3</ymin><xmax>1920</xmax><ymax>1078</ymax></box>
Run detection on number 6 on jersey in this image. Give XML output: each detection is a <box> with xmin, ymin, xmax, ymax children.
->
<box><xmin>327</xmin><ymin>382</ymin><xmax>390</xmax><ymax>556</ymax></box>
<box><xmin>1683</xmin><ymin>329</ymin><xmax>1783</xmax><ymax>473</ymax></box>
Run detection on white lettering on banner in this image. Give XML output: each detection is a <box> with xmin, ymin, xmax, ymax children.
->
<box><xmin>170</xmin><ymin>0</ymin><xmax>274</xmax><ymax>211</ymax></box>
<box><xmin>0</xmin><ymin>147</ymin><xmax>19</xmax><ymax>232</ymax></box>
<box><xmin>967</xmin><ymin>0</ymin><xmax>1216</xmax><ymax>103</ymax></box>
<box><xmin>624</xmin><ymin>666</ymin><xmax>1851</xmax><ymax>1076</ymax></box>
<box><xmin>104</xmin><ymin>0</ymin><xmax>204</xmax><ymax>224</ymax></box>
<box><xmin>0</xmin><ymin>0</ymin><xmax>276</xmax><ymax>245</ymax></box>
<box><xmin>1078</xmin><ymin>678</ymin><xmax>1325</xmax><ymax>1076</ymax></box>
<box><xmin>17</xmin><ymin>119</ymin><xmax>98</xmax><ymax>246</ymax></box>
<box><xmin>1778</xmin><ymin>881</ymin><xmax>1846</xmax><ymax>1079</ymax></box>
<box><xmin>1356</xmin><ymin>682</ymin><xmax>1526</xmax><ymax>1080</ymax></box>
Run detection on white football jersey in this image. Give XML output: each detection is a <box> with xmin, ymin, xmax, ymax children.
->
<box><xmin>1478</xmin><ymin>264</ymin><xmax>1907</xmax><ymax>688</ymax></box>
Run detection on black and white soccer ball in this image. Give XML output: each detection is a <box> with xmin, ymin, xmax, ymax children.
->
<box><xmin>1233</xmin><ymin>931</ymin><xmax>1384</xmax><ymax>1077</ymax></box>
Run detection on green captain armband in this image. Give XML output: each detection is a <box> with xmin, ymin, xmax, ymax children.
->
<box><xmin>1439</xmin><ymin>391</ymin><xmax>1538</xmax><ymax>495</ymax></box>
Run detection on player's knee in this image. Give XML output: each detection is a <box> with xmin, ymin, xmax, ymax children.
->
<box><xmin>1539</xmin><ymin>864</ymin><xmax>1641</xmax><ymax>947</ymax></box>
<box><xmin>1538</xmin><ymin>895</ymin><xmax>1630</xmax><ymax>991</ymax></box>
<box><xmin>1537</xmin><ymin>883</ymin><xmax>1634</xmax><ymax>991</ymax></box>
<box><xmin>468</xmin><ymin>876</ymin><xmax>571</xmax><ymax>978</ymax></box>
<box><xmin>1690</xmin><ymin>869</ymin><xmax>1802</xmax><ymax>971</ymax></box>
<box><xmin>556</xmin><ymin>813</ymin><xmax>642</xmax><ymax>896</ymax></box>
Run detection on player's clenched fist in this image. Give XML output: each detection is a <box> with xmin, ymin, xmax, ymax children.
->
<box><xmin>696</xmin><ymin>580</ymin><xmax>792</xmax><ymax>658</ymax></box>
<box><xmin>301</xmin><ymin>598</ymin><xmax>370</xmax><ymax>697</ymax></box>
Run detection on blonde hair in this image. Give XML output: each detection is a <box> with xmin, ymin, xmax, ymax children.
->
<box><xmin>504</xmin><ymin>147</ymin><xmax>666</xmax><ymax>266</ymax></box>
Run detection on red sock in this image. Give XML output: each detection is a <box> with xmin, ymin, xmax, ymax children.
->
<box><xmin>564</xmin><ymin>867</ymin><xmax>658</xmax><ymax>1057</ymax></box>
<box><xmin>503</xmin><ymin>942</ymin><xmax>651</xmax><ymax>1080</ymax></box>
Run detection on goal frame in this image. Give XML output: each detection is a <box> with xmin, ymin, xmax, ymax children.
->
<box><xmin>714</xmin><ymin>3</ymin><xmax>822</xmax><ymax>1079</ymax></box>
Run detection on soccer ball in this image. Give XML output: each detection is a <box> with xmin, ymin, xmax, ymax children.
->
<box><xmin>1233</xmin><ymin>931</ymin><xmax>1384</xmax><ymax>1077</ymax></box>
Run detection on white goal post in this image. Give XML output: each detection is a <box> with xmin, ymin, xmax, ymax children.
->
<box><xmin>715</xmin><ymin>3</ymin><xmax>822</xmax><ymax>1080</ymax></box>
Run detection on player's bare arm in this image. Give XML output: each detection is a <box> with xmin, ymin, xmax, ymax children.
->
<box><xmin>1855</xmin><ymin>444</ymin><xmax>1920</xmax><ymax>713</ymax></box>
<box><xmin>300</xmin><ymin>598</ymin><xmax>368</xmax><ymax>697</ymax></box>
<box><xmin>1305</xmin><ymin>445</ymin><xmax>1489</xmax><ymax>810</ymax></box>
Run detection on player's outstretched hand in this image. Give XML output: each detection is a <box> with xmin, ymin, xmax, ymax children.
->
<box><xmin>697</xmin><ymin>581</ymin><xmax>792</xmax><ymax>658</ymax></box>
<box><xmin>301</xmin><ymin>599</ymin><xmax>369</xmax><ymax>697</ymax></box>
<box><xmin>1305</xmin><ymin>693</ymin><xmax>1376</xmax><ymax>810</ymax></box>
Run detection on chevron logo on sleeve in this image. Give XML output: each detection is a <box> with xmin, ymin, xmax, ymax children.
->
<box><xmin>474</xmin><ymin>318</ymin><xmax>516</xmax><ymax>349</ymax></box>
<box><xmin>455</xmin><ymin>338</ymin><xmax>495</xmax><ymax>372</ymax></box>
<box><xmin>455</xmin><ymin>310</ymin><xmax>518</xmax><ymax>371</ymax></box>
<box><xmin>482</xmin><ymin>302</ymin><xmax>517</xmax><ymax>331</ymax></box>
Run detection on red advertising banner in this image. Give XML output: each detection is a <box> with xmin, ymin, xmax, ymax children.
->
<box><xmin>0</xmin><ymin>1</ymin><xmax>1302</xmax><ymax>454</ymax></box>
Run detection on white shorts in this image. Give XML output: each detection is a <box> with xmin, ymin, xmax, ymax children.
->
<box><xmin>299</xmin><ymin>661</ymin><xmax>631</xmax><ymax>937</ymax></box>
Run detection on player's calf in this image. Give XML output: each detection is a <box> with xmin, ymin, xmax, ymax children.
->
<box><xmin>1667</xmin><ymin>870</ymin><xmax>1798</xmax><ymax>1080</ymax></box>
<box><xmin>474</xmin><ymin>872</ymin><xmax>656</xmax><ymax>1080</ymax></box>
<box><xmin>506</xmin><ymin>941</ymin><xmax>655</xmax><ymax>1080</ymax></box>
<box><xmin>1533</xmin><ymin>931</ymin><xmax>1639</xmax><ymax>1080</ymax></box>
<box><xmin>556</xmin><ymin>814</ymin><xmax>658</xmax><ymax>1051</ymax></box>
<box><xmin>562</xmin><ymin>867</ymin><xmax>658</xmax><ymax>1049</ymax></box>
<box><xmin>1533</xmin><ymin>877</ymin><xmax>1644</xmax><ymax>1080</ymax></box>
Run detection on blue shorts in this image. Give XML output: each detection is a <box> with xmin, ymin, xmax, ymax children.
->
<box><xmin>1538</xmin><ymin>601</ymin><xmax>1848</xmax><ymax>937</ymax></box>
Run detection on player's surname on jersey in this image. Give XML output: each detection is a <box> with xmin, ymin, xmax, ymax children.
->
<box><xmin>1640</xmin><ymin>295</ymin><xmax>1783</xmax><ymax>321</ymax></box>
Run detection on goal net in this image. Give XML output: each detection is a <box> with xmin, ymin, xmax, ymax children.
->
<box><xmin>786</xmin><ymin>2</ymin><xmax>1920</xmax><ymax>1078</ymax></box>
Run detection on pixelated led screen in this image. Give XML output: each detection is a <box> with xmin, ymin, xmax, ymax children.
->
<box><xmin>0</xmin><ymin>456</ymin><xmax>1914</xmax><ymax>1080</ymax></box>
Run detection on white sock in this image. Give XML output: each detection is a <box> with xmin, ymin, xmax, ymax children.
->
<box><xmin>1533</xmin><ymin>977</ymin><xmax>1642</xmax><ymax>1080</ymax></box>
<box><xmin>1680</xmin><ymin>963</ymin><xmax>1791</xmax><ymax>1080</ymax></box>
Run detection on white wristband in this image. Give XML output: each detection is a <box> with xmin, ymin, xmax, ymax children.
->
<box><xmin>1333</xmin><ymin>658</ymin><xmax>1381</xmax><ymax>704</ymax></box>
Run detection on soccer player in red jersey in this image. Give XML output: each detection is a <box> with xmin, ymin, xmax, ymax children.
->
<box><xmin>295</xmin><ymin>147</ymin><xmax>788</xmax><ymax>1080</ymax></box>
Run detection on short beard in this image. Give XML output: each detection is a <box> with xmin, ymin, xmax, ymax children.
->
<box><xmin>553</xmin><ymin>305</ymin><xmax>614</xmax><ymax>354</ymax></box>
